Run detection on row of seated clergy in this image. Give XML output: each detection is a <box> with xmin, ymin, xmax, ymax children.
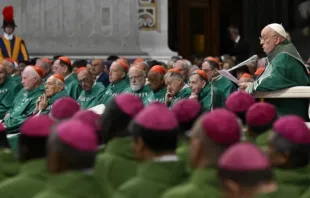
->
<box><xmin>0</xmin><ymin>57</ymin><xmax>237</xmax><ymax>137</ymax></box>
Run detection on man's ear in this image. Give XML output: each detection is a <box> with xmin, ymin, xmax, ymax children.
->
<box><xmin>121</xmin><ymin>72</ymin><xmax>126</xmax><ymax>79</ymax></box>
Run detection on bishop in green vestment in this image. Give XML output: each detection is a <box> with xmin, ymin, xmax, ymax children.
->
<box><xmin>201</xmin><ymin>58</ymin><xmax>237</xmax><ymax>99</ymax></box>
<box><xmin>124</xmin><ymin>67</ymin><xmax>151</xmax><ymax>102</ymax></box>
<box><xmin>34</xmin><ymin>120</ymin><xmax>106</xmax><ymax>198</ymax></box>
<box><xmin>94</xmin><ymin>94</ymin><xmax>144</xmax><ymax>193</ymax></box>
<box><xmin>101</xmin><ymin>60</ymin><xmax>130</xmax><ymax>104</ymax></box>
<box><xmin>164</xmin><ymin>69</ymin><xmax>191</xmax><ymax>108</ymax></box>
<box><xmin>143</xmin><ymin>65</ymin><xmax>167</xmax><ymax>105</ymax></box>
<box><xmin>3</xmin><ymin>66</ymin><xmax>45</xmax><ymax>134</ymax></box>
<box><xmin>115</xmin><ymin>103</ymin><xmax>187</xmax><ymax>198</ymax></box>
<box><xmin>162</xmin><ymin>109</ymin><xmax>241</xmax><ymax>198</ymax></box>
<box><xmin>0</xmin><ymin>116</ymin><xmax>54</xmax><ymax>198</ymax></box>
<box><xmin>259</xmin><ymin>116</ymin><xmax>310</xmax><ymax>198</ymax></box>
<box><xmin>0</xmin><ymin>65</ymin><xmax>20</xmax><ymax>119</ymax></box>
<box><xmin>76</xmin><ymin>68</ymin><xmax>106</xmax><ymax>109</ymax></box>
<box><xmin>242</xmin><ymin>24</ymin><xmax>310</xmax><ymax>120</ymax></box>
<box><xmin>52</xmin><ymin>56</ymin><xmax>82</xmax><ymax>100</ymax></box>
<box><xmin>188</xmin><ymin>70</ymin><xmax>225</xmax><ymax>112</ymax></box>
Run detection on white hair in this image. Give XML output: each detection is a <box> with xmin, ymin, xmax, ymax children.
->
<box><xmin>23</xmin><ymin>66</ymin><xmax>41</xmax><ymax>79</ymax></box>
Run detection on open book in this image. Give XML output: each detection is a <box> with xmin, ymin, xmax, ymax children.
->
<box><xmin>218</xmin><ymin>70</ymin><xmax>239</xmax><ymax>84</ymax></box>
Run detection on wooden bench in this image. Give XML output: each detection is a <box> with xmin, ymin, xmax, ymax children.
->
<box><xmin>253</xmin><ymin>86</ymin><xmax>310</xmax><ymax>128</ymax></box>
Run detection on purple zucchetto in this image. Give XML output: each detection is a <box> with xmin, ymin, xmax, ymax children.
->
<box><xmin>219</xmin><ymin>142</ymin><xmax>270</xmax><ymax>171</ymax></box>
<box><xmin>225</xmin><ymin>91</ymin><xmax>256</xmax><ymax>113</ymax></box>
<box><xmin>50</xmin><ymin>97</ymin><xmax>80</xmax><ymax>120</ymax></box>
<box><xmin>56</xmin><ymin>120</ymin><xmax>97</xmax><ymax>152</ymax></box>
<box><xmin>273</xmin><ymin>115</ymin><xmax>310</xmax><ymax>144</ymax></box>
<box><xmin>246</xmin><ymin>102</ymin><xmax>277</xmax><ymax>127</ymax></box>
<box><xmin>201</xmin><ymin>109</ymin><xmax>241</xmax><ymax>145</ymax></box>
<box><xmin>172</xmin><ymin>99</ymin><xmax>201</xmax><ymax>123</ymax></box>
<box><xmin>20</xmin><ymin>115</ymin><xmax>54</xmax><ymax>137</ymax></box>
<box><xmin>114</xmin><ymin>93</ymin><xmax>144</xmax><ymax>117</ymax></box>
<box><xmin>73</xmin><ymin>110</ymin><xmax>101</xmax><ymax>131</ymax></box>
<box><xmin>134</xmin><ymin>103</ymin><xmax>178</xmax><ymax>131</ymax></box>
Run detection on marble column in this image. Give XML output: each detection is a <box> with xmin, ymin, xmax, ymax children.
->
<box><xmin>0</xmin><ymin>0</ymin><xmax>146</xmax><ymax>58</ymax></box>
<box><xmin>138</xmin><ymin>0</ymin><xmax>178</xmax><ymax>62</ymax></box>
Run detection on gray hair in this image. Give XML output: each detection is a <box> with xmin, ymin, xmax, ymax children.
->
<box><xmin>173</xmin><ymin>60</ymin><xmax>191</xmax><ymax>70</ymax></box>
<box><xmin>129</xmin><ymin>66</ymin><xmax>146</xmax><ymax>78</ymax></box>
<box><xmin>164</xmin><ymin>71</ymin><xmax>184</xmax><ymax>81</ymax></box>
<box><xmin>36</xmin><ymin>59</ymin><xmax>50</xmax><ymax>70</ymax></box>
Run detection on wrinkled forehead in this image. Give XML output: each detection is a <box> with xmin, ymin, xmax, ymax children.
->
<box><xmin>110</xmin><ymin>62</ymin><xmax>122</xmax><ymax>71</ymax></box>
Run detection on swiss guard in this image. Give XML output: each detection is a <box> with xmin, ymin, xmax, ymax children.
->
<box><xmin>0</xmin><ymin>6</ymin><xmax>29</xmax><ymax>62</ymax></box>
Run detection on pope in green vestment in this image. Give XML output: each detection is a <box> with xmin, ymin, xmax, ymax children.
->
<box><xmin>114</xmin><ymin>159</ymin><xmax>187</xmax><ymax>198</ymax></box>
<box><xmin>124</xmin><ymin>85</ymin><xmax>151</xmax><ymax>102</ymax></box>
<box><xmin>246</xmin><ymin>39</ymin><xmax>310</xmax><ymax>120</ymax></box>
<box><xmin>77</xmin><ymin>83</ymin><xmax>106</xmax><ymax>109</ymax></box>
<box><xmin>64</xmin><ymin>73</ymin><xmax>82</xmax><ymax>100</ymax></box>
<box><xmin>34</xmin><ymin>171</ymin><xmax>103</xmax><ymax>198</ymax></box>
<box><xmin>3</xmin><ymin>85</ymin><xmax>44</xmax><ymax>134</ymax></box>
<box><xmin>143</xmin><ymin>87</ymin><xmax>167</xmax><ymax>105</ymax></box>
<box><xmin>101</xmin><ymin>78</ymin><xmax>129</xmax><ymax>104</ymax></box>
<box><xmin>168</xmin><ymin>85</ymin><xmax>191</xmax><ymax>108</ymax></box>
<box><xmin>0</xmin><ymin>76</ymin><xmax>20</xmax><ymax>119</ymax></box>
<box><xmin>94</xmin><ymin>137</ymin><xmax>138</xmax><ymax>192</ymax></box>
<box><xmin>0</xmin><ymin>159</ymin><xmax>48</xmax><ymax>198</ymax></box>
<box><xmin>162</xmin><ymin>168</ymin><xmax>221</xmax><ymax>198</ymax></box>
<box><xmin>0</xmin><ymin>149</ymin><xmax>20</xmax><ymax>182</ymax></box>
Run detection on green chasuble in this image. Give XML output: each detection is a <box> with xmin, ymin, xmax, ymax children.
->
<box><xmin>3</xmin><ymin>85</ymin><xmax>44</xmax><ymax>134</ymax></box>
<box><xmin>0</xmin><ymin>159</ymin><xmax>48</xmax><ymax>198</ymax></box>
<box><xmin>212</xmin><ymin>76</ymin><xmax>237</xmax><ymax>99</ymax></box>
<box><xmin>246</xmin><ymin>40</ymin><xmax>310</xmax><ymax>120</ymax></box>
<box><xmin>259</xmin><ymin>167</ymin><xmax>310</xmax><ymax>198</ymax></box>
<box><xmin>199</xmin><ymin>84</ymin><xmax>225</xmax><ymax>112</ymax></box>
<box><xmin>77</xmin><ymin>83</ymin><xmax>106</xmax><ymax>109</ymax></box>
<box><xmin>101</xmin><ymin>78</ymin><xmax>129</xmax><ymax>104</ymax></box>
<box><xmin>34</xmin><ymin>171</ymin><xmax>104</xmax><ymax>198</ymax></box>
<box><xmin>162</xmin><ymin>168</ymin><xmax>221</xmax><ymax>198</ymax></box>
<box><xmin>114</xmin><ymin>157</ymin><xmax>187</xmax><ymax>198</ymax></box>
<box><xmin>94</xmin><ymin>137</ymin><xmax>137</xmax><ymax>193</ymax></box>
<box><xmin>143</xmin><ymin>87</ymin><xmax>167</xmax><ymax>106</ymax></box>
<box><xmin>168</xmin><ymin>85</ymin><xmax>191</xmax><ymax>108</ymax></box>
<box><xmin>64</xmin><ymin>73</ymin><xmax>82</xmax><ymax>100</ymax></box>
<box><xmin>0</xmin><ymin>148</ymin><xmax>20</xmax><ymax>182</ymax></box>
<box><xmin>40</xmin><ymin>89</ymin><xmax>68</xmax><ymax>115</ymax></box>
<box><xmin>124</xmin><ymin>85</ymin><xmax>151</xmax><ymax>102</ymax></box>
<box><xmin>11</xmin><ymin>75</ymin><xmax>23</xmax><ymax>93</ymax></box>
<box><xmin>0</xmin><ymin>76</ymin><xmax>20</xmax><ymax>119</ymax></box>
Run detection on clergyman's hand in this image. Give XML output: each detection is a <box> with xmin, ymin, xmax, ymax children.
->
<box><xmin>238</xmin><ymin>82</ymin><xmax>253</xmax><ymax>91</ymax></box>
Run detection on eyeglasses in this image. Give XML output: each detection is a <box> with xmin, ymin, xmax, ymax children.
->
<box><xmin>259</xmin><ymin>35</ymin><xmax>277</xmax><ymax>42</ymax></box>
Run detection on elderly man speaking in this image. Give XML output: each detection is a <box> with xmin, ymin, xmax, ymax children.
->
<box><xmin>239</xmin><ymin>23</ymin><xmax>310</xmax><ymax>120</ymax></box>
